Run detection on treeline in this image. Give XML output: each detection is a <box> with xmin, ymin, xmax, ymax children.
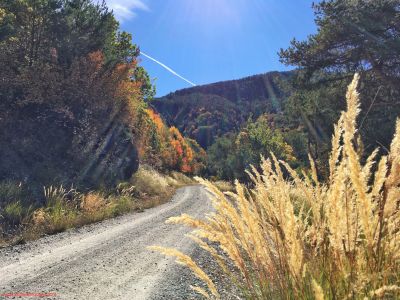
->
<box><xmin>154</xmin><ymin>72</ymin><xmax>289</xmax><ymax>149</ymax></box>
<box><xmin>216</xmin><ymin>0</ymin><xmax>400</xmax><ymax>181</ymax></box>
<box><xmin>161</xmin><ymin>0</ymin><xmax>400</xmax><ymax>181</ymax></box>
<box><xmin>278</xmin><ymin>0</ymin><xmax>400</xmax><ymax>178</ymax></box>
<box><xmin>0</xmin><ymin>0</ymin><xmax>205</xmax><ymax>238</ymax></box>
<box><xmin>0</xmin><ymin>0</ymin><xmax>204</xmax><ymax>192</ymax></box>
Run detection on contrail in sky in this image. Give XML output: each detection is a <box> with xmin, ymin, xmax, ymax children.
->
<box><xmin>140</xmin><ymin>51</ymin><xmax>196</xmax><ymax>86</ymax></box>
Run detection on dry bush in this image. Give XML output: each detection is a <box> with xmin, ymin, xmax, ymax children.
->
<box><xmin>79</xmin><ymin>192</ymin><xmax>113</xmax><ymax>223</ymax></box>
<box><xmin>132</xmin><ymin>167</ymin><xmax>171</xmax><ymax>196</ymax></box>
<box><xmin>80</xmin><ymin>193</ymin><xmax>106</xmax><ymax>213</ymax></box>
<box><xmin>212</xmin><ymin>180</ymin><xmax>235</xmax><ymax>192</ymax></box>
<box><xmin>32</xmin><ymin>208</ymin><xmax>46</xmax><ymax>226</ymax></box>
<box><xmin>151</xmin><ymin>74</ymin><xmax>400</xmax><ymax>299</ymax></box>
<box><xmin>131</xmin><ymin>166</ymin><xmax>193</xmax><ymax>195</ymax></box>
<box><xmin>170</xmin><ymin>171</ymin><xmax>195</xmax><ymax>185</ymax></box>
<box><xmin>35</xmin><ymin>186</ymin><xmax>80</xmax><ymax>233</ymax></box>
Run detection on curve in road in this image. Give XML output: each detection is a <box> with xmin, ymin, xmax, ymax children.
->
<box><xmin>0</xmin><ymin>186</ymin><xmax>212</xmax><ymax>300</ymax></box>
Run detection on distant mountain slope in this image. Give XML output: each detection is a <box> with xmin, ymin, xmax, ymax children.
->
<box><xmin>153</xmin><ymin>71</ymin><xmax>293</xmax><ymax>148</ymax></box>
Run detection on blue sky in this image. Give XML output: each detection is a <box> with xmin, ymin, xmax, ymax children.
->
<box><xmin>106</xmin><ymin>0</ymin><xmax>318</xmax><ymax>97</ymax></box>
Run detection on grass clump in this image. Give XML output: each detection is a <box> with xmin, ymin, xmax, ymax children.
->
<box><xmin>3</xmin><ymin>201</ymin><xmax>34</xmax><ymax>227</ymax></box>
<box><xmin>151</xmin><ymin>74</ymin><xmax>400</xmax><ymax>299</ymax></box>
<box><xmin>211</xmin><ymin>180</ymin><xmax>235</xmax><ymax>192</ymax></box>
<box><xmin>32</xmin><ymin>186</ymin><xmax>80</xmax><ymax>234</ymax></box>
<box><xmin>1</xmin><ymin>167</ymin><xmax>192</xmax><ymax>245</ymax></box>
<box><xmin>3</xmin><ymin>201</ymin><xmax>23</xmax><ymax>226</ymax></box>
<box><xmin>132</xmin><ymin>167</ymin><xmax>172</xmax><ymax>196</ymax></box>
<box><xmin>130</xmin><ymin>166</ymin><xmax>193</xmax><ymax>211</ymax></box>
<box><xmin>0</xmin><ymin>182</ymin><xmax>34</xmax><ymax>233</ymax></box>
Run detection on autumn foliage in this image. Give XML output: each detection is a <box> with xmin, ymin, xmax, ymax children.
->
<box><xmin>0</xmin><ymin>0</ymin><xmax>205</xmax><ymax>190</ymax></box>
<box><xmin>144</xmin><ymin>109</ymin><xmax>205</xmax><ymax>174</ymax></box>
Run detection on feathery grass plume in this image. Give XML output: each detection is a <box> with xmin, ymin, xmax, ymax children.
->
<box><xmin>312</xmin><ymin>279</ymin><xmax>324</xmax><ymax>300</ymax></box>
<box><xmin>147</xmin><ymin>246</ymin><xmax>219</xmax><ymax>299</ymax></box>
<box><xmin>150</xmin><ymin>74</ymin><xmax>400</xmax><ymax>299</ymax></box>
<box><xmin>369</xmin><ymin>285</ymin><xmax>400</xmax><ymax>298</ymax></box>
<box><xmin>44</xmin><ymin>185</ymin><xmax>68</xmax><ymax>206</ymax></box>
<box><xmin>329</xmin><ymin>114</ymin><xmax>344</xmax><ymax>181</ymax></box>
<box><xmin>190</xmin><ymin>286</ymin><xmax>211</xmax><ymax>299</ymax></box>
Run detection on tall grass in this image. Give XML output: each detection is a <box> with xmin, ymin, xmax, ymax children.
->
<box><xmin>150</xmin><ymin>74</ymin><xmax>400</xmax><ymax>299</ymax></box>
<box><xmin>1</xmin><ymin>167</ymin><xmax>192</xmax><ymax>244</ymax></box>
<box><xmin>33</xmin><ymin>185</ymin><xmax>80</xmax><ymax>233</ymax></box>
<box><xmin>0</xmin><ymin>181</ymin><xmax>33</xmax><ymax>230</ymax></box>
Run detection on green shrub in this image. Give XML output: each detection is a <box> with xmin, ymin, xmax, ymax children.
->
<box><xmin>3</xmin><ymin>201</ymin><xmax>23</xmax><ymax>226</ymax></box>
<box><xmin>0</xmin><ymin>181</ymin><xmax>26</xmax><ymax>205</ymax></box>
<box><xmin>112</xmin><ymin>196</ymin><xmax>134</xmax><ymax>216</ymax></box>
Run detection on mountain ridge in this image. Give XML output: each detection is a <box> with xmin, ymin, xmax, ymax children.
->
<box><xmin>153</xmin><ymin>71</ymin><xmax>293</xmax><ymax>148</ymax></box>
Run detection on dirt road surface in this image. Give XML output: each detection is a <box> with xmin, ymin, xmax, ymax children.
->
<box><xmin>0</xmin><ymin>186</ymin><xmax>221</xmax><ymax>300</ymax></box>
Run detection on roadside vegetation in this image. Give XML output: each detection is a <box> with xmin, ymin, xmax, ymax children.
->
<box><xmin>156</xmin><ymin>0</ymin><xmax>400</xmax><ymax>185</ymax></box>
<box><xmin>0</xmin><ymin>0</ymin><xmax>203</xmax><ymax>245</ymax></box>
<box><xmin>0</xmin><ymin>166</ymin><xmax>193</xmax><ymax>246</ymax></box>
<box><xmin>151</xmin><ymin>1</ymin><xmax>400</xmax><ymax>297</ymax></box>
<box><xmin>152</xmin><ymin>74</ymin><xmax>400</xmax><ymax>299</ymax></box>
<box><xmin>1</xmin><ymin>0</ymin><xmax>399</xmax><ymax>297</ymax></box>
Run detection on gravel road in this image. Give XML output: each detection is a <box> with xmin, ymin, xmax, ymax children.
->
<box><xmin>0</xmin><ymin>185</ymin><xmax>233</xmax><ymax>300</ymax></box>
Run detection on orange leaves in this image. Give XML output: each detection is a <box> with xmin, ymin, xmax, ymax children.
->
<box><xmin>88</xmin><ymin>51</ymin><xmax>104</xmax><ymax>68</ymax></box>
<box><xmin>143</xmin><ymin>110</ymin><xmax>203</xmax><ymax>174</ymax></box>
<box><xmin>68</xmin><ymin>52</ymin><xmax>201</xmax><ymax>175</ymax></box>
<box><xmin>169</xmin><ymin>126</ymin><xmax>195</xmax><ymax>173</ymax></box>
<box><xmin>146</xmin><ymin>109</ymin><xmax>165</xmax><ymax>133</ymax></box>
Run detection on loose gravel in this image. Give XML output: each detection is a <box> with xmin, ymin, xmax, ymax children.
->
<box><xmin>0</xmin><ymin>186</ymin><xmax>242</xmax><ymax>300</ymax></box>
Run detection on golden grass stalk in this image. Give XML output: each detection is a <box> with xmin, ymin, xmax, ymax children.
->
<box><xmin>147</xmin><ymin>246</ymin><xmax>219</xmax><ymax>299</ymax></box>
<box><xmin>150</xmin><ymin>74</ymin><xmax>400</xmax><ymax>299</ymax></box>
<box><xmin>312</xmin><ymin>279</ymin><xmax>324</xmax><ymax>300</ymax></box>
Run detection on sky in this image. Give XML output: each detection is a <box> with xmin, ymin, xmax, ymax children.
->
<box><xmin>106</xmin><ymin>0</ymin><xmax>318</xmax><ymax>97</ymax></box>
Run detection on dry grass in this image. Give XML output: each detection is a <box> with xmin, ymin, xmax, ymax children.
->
<box><xmin>129</xmin><ymin>166</ymin><xmax>193</xmax><ymax>211</ymax></box>
<box><xmin>170</xmin><ymin>171</ymin><xmax>194</xmax><ymax>186</ymax></box>
<box><xmin>212</xmin><ymin>180</ymin><xmax>235</xmax><ymax>192</ymax></box>
<box><xmin>151</xmin><ymin>74</ymin><xmax>400</xmax><ymax>299</ymax></box>
<box><xmin>1</xmin><ymin>168</ymin><xmax>192</xmax><ymax>245</ymax></box>
<box><xmin>80</xmin><ymin>193</ymin><xmax>107</xmax><ymax>213</ymax></box>
<box><xmin>132</xmin><ymin>167</ymin><xmax>172</xmax><ymax>195</ymax></box>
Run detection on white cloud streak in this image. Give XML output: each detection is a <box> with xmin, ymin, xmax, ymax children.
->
<box><xmin>140</xmin><ymin>52</ymin><xmax>196</xmax><ymax>87</ymax></box>
<box><xmin>106</xmin><ymin>0</ymin><xmax>148</xmax><ymax>22</ymax></box>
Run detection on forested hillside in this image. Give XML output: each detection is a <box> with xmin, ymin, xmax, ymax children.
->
<box><xmin>0</xmin><ymin>0</ymin><xmax>204</xmax><ymax>240</ymax></box>
<box><xmin>1</xmin><ymin>0</ymin><xmax>400</xmax><ymax>298</ymax></box>
<box><xmin>0</xmin><ymin>0</ymin><xmax>203</xmax><ymax>190</ymax></box>
<box><xmin>153</xmin><ymin>1</ymin><xmax>400</xmax><ymax>299</ymax></box>
<box><xmin>153</xmin><ymin>71</ymin><xmax>292</xmax><ymax>149</ymax></box>
<box><xmin>154</xmin><ymin>0</ymin><xmax>400</xmax><ymax>182</ymax></box>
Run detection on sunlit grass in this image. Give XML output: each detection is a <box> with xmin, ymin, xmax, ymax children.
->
<box><xmin>1</xmin><ymin>167</ymin><xmax>192</xmax><ymax>245</ymax></box>
<box><xmin>151</xmin><ymin>74</ymin><xmax>400</xmax><ymax>299</ymax></box>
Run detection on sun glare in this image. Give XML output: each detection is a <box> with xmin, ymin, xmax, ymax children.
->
<box><xmin>182</xmin><ymin>0</ymin><xmax>242</xmax><ymax>25</ymax></box>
